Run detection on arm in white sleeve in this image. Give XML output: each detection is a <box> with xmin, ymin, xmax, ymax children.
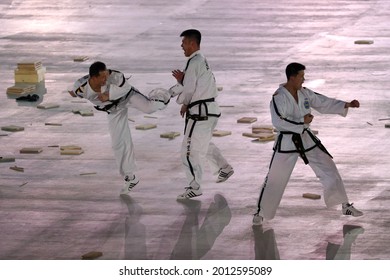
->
<box><xmin>176</xmin><ymin>61</ymin><xmax>198</xmax><ymax>105</ymax></box>
<box><xmin>107</xmin><ymin>71</ymin><xmax>132</xmax><ymax>100</ymax></box>
<box><xmin>307</xmin><ymin>88</ymin><xmax>348</xmax><ymax>116</ymax></box>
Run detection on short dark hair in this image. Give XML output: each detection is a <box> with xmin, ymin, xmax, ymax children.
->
<box><xmin>285</xmin><ymin>62</ymin><xmax>305</xmax><ymax>80</ymax></box>
<box><xmin>89</xmin><ymin>61</ymin><xmax>107</xmax><ymax>77</ymax></box>
<box><xmin>180</xmin><ymin>29</ymin><xmax>201</xmax><ymax>45</ymax></box>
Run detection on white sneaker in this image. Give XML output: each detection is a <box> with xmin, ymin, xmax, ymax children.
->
<box><xmin>120</xmin><ymin>175</ymin><xmax>139</xmax><ymax>195</ymax></box>
<box><xmin>168</xmin><ymin>84</ymin><xmax>183</xmax><ymax>97</ymax></box>
<box><xmin>216</xmin><ymin>165</ymin><xmax>234</xmax><ymax>183</ymax></box>
<box><xmin>342</xmin><ymin>203</ymin><xmax>363</xmax><ymax>217</ymax></box>
<box><xmin>252</xmin><ymin>213</ymin><xmax>263</xmax><ymax>226</ymax></box>
<box><xmin>177</xmin><ymin>187</ymin><xmax>202</xmax><ymax>200</ymax></box>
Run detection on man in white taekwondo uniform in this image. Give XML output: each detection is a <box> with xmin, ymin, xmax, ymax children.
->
<box><xmin>68</xmin><ymin>61</ymin><xmax>171</xmax><ymax>195</ymax></box>
<box><xmin>170</xmin><ymin>29</ymin><xmax>234</xmax><ymax>199</ymax></box>
<box><xmin>253</xmin><ymin>62</ymin><xmax>363</xmax><ymax>225</ymax></box>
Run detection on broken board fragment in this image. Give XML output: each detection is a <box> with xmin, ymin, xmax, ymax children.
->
<box><xmin>252</xmin><ymin>125</ymin><xmax>274</xmax><ymax>134</ymax></box>
<box><xmin>1</xmin><ymin>125</ymin><xmax>24</xmax><ymax>132</ymax></box>
<box><xmin>81</xmin><ymin>251</ymin><xmax>102</xmax><ymax>260</ymax></box>
<box><xmin>72</xmin><ymin>109</ymin><xmax>94</xmax><ymax>116</ymax></box>
<box><xmin>37</xmin><ymin>103</ymin><xmax>60</xmax><ymax>109</ymax></box>
<box><xmin>20</xmin><ymin>147</ymin><xmax>43</xmax><ymax>154</ymax></box>
<box><xmin>135</xmin><ymin>124</ymin><xmax>157</xmax><ymax>130</ymax></box>
<box><xmin>354</xmin><ymin>40</ymin><xmax>374</xmax><ymax>45</ymax></box>
<box><xmin>160</xmin><ymin>131</ymin><xmax>180</xmax><ymax>139</ymax></box>
<box><xmin>73</xmin><ymin>56</ymin><xmax>89</xmax><ymax>62</ymax></box>
<box><xmin>60</xmin><ymin>145</ymin><xmax>84</xmax><ymax>155</ymax></box>
<box><xmin>0</xmin><ymin>156</ymin><xmax>16</xmax><ymax>163</ymax></box>
<box><xmin>10</xmin><ymin>166</ymin><xmax>24</xmax><ymax>172</ymax></box>
<box><xmin>45</xmin><ymin>123</ymin><xmax>62</xmax><ymax>126</ymax></box>
<box><xmin>80</xmin><ymin>172</ymin><xmax>97</xmax><ymax>176</ymax></box>
<box><xmin>237</xmin><ymin>117</ymin><xmax>257</xmax><ymax>123</ymax></box>
<box><xmin>213</xmin><ymin>130</ymin><xmax>232</xmax><ymax>137</ymax></box>
<box><xmin>302</xmin><ymin>193</ymin><xmax>321</xmax><ymax>200</ymax></box>
<box><xmin>385</xmin><ymin>124</ymin><xmax>390</xmax><ymax>128</ymax></box>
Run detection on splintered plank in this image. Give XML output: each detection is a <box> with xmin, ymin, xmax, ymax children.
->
<box><xmin>160</xmin><ymin>131</ymin><xmax>180</xmax><ymax>139</ymax></box>
<box><xmin>61</xmin><ymin>149</ymin><xmax>84</xmax><ymax>155</ymax></box>
<box><xmin>20</xmin><ymin>147</ymin><xmax>43</xmax><ymax>154</ymax></box>
<box><xmin>302</xmin><ymin>193</ymin><xmax>321</xmax><ymax>200</ymax></box>
<box><xmin>354</xmin><ymin>40</ymin><xmax>374</xmax><ymax>45</ymax></box>
<box><xmin>45</xmin><ymin>123</ymin><xmax>62</xmax><ymax>126</ymax></box>
<box><xmin>72</xmin><ymin>109</ymin><xmax>94</xmax><ymax>116</ymax></box>
<box><xmin>212</xmin><ymin>130</ymin><xmax>232</xmax><ymax>137</ymax></box>
<box><xmin>73</xmin><ymin>56</ymin><xmax>89</xmax><ymax>62</ymax></box>
<box><xmin>37</xmin><ymin>103</ymin><xmax>60</xmax><ymax>109</ymax></box>
<box><xmin>237</xmin><ymin>117</ymin><xmax>257</xmax><ymax>123</ymax></box>
<box><xmin>0</xmin><ymin>156</ymin><xmax>16</xmax><ymax>163</ymax></box>
<box><xmin>1</xmin><ymin>125</ymin><xmax>24</xmax><ymax>132</ymax></box>
<box><xmin>135</xmin><ymin>124</ymin><xmax>157</xmax><ymax>130</ymax></box>
<box><xmin>252</xmin><ymin>125</ymin><xmax>274</xmax><ymax>133</ymax></box>
<box><xmin>10</xmin><ymin>166</ymin><xmax>24</xmax><ymax>172</ymax></box>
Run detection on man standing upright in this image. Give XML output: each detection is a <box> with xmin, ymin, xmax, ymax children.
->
<box><xmin>171</xmin><ymin>29</ymin><xmax>234</xmax><ymax>199</ymax></box>
<box><xmin>253</xmin><ymin>62</ymin><xmax>363</xmax><ymax>225</ymax></box>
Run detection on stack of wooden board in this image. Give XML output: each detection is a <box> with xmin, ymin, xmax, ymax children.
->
<box><xmin>242</xmin><ymin>125</ymin><xmax>276</xmax><ymax>142</ymax></box>
<box><xmin>6</xmin><ymin>84</ymin><xmax>36</xmax><ymax>97</ymax></box>
<box><xmin>14</xmin><ymin>61</ymin><xmax>45</xmax><ymax>83</ymax></box>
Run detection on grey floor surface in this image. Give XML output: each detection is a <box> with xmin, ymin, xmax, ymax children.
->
<box><xmin>0</xmin><ymin>0</ymin><xmax>389</xmax><ymax>260</ymax></box>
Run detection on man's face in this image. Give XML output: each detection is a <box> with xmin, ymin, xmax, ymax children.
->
<box><xmin>291</xmin><ymin>70</ymin><xmax>305</xmax><ymax>89</ymax></box>
<box><xmin>181</xmin><ymin>37</ymin><xmax>194</xmax><ymax>57</ymax></box>
<box><xmin>93</xmin><ymin>70</ymin><xmax>109</xmax><ymax>86</ymax></box>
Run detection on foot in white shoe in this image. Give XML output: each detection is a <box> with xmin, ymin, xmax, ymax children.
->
<box><xmin>177</xmin><ymin>187</ymin><xmax>202</xmax><ymax>200</ymax></box>
<box><xmin>216</xmin><ymin>165</ymin><xmax>234</xmax><ymax>183</ymax></box>
<box><xmin>342</xmin><ymin>203</ymin><xmax>363</xmax><ymax>217</ymax></box>
<box><xmin>120</xmin><ymin>175</ymin><xmax>139</xmax><ymax>195</ymax></box>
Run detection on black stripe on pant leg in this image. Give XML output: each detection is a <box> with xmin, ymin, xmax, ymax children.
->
<box><xmin>256</xmin><ymin>149</ymin><xmax>278</xmax><ymax>213</ymax></box>
<box><xmin>186</xmin><ymin>120</ymin><xmax>197</xmax><ymax>181</ymax></box>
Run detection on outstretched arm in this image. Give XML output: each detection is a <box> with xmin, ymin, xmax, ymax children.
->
<box><xmin>345</xmin><ymin>99</ymin><xmax>360</xmax><ymax>108</ymax></box>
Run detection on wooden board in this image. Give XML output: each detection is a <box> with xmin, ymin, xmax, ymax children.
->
<box><xmin>81</xmin><ymin>251</ymin><xmax>102</xmax><ymax>260</ymax></box>
<box><xmin>354</xmin><ymin>40</ymin><xmax>374</xmax><ymax>45</ymax></box>
<box><xmin>37</xmin><ymin>103</ymin><xmax>60</xmax><ymax>109</ymax></box>
<box><xmin>20</xmin><ymin>147</ymin><xmax>43</xmax><ymax>154</ymax></box>
<box><xmin>252</xmin><ymin>125</ymin><xmax>274</xmax><ymax>133</ymax></box>
<box><xmin>1</xmin><ymin>125</ymin><xmax>24</xmax><ymax>132</ymax></box>
<box><xmin>160</xmin><ymin>131</ymin><xmax>180</xmax><ymax>139</ymax></box>
<box><xmin>72</xmin><ymin>109</ymin><xmax>94</xmax><ymax>116</ymax></box>
<box><xmin>135</xmin><ymin>124</ymin><xmax>157</xmax><ymax>130</ymax></box>
<box><xmin>213</xmin><ymin>130</ymin><xmax>232</xmax><ymax>137</ymax></box>
<box><xmin>237</xmin><ymin>117</ymin><xmax>257</xmax><ymax>123</ymax></box>
<box><xmin>10</xmin><ymin>166</ymin><xmax>24</xmax><ymax>172</ymax></box>
<box><xmin>60</xmin><ymin>145</ymin><xmax>82</xmax><ymax>151</ymax></box>
<box><xmin>302</xmin><ymin>193</ymin><xmax>321</xmax><ymax>200</ymax></box>
<box><xmin>45</xmin><ymin>123</ymin><xmax>62</xmax><ymax>126</ymax></box>
<box><xmin>0</xmin><ymin>156</ymin><xmax>16</xmax><ymax>163</ymax></box>
<box><xmin>73</xmin><ymin>56</ymin><xmax>89</xmax><ymax>62</ymax></box>
<box><xmin>61</xmin><ymin>149</ymin><xmax>84</xmax><ymax>155</ymax></box>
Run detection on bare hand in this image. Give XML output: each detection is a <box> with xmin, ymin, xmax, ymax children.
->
<box><xmin>98</xmin><ymin>91</ymin><xmax>109</xmax><ymax>102</ymax></box>
<box><xmin>304</xmin><ymin>113</ymin><xmax>314</xmax><ymax>124</ymax></box>
<box><xmin>180</xmin><ymin>104</ymin><xmax>188</xmax><ymax>118</ymax></box>
<box><xmin>345</xmin><ymin>99</ymin><xmax>360</xmax><ymax>108</ymax></box>
<box><xmin>172</xmin><ymin>69</ymin><xmax>184</xmax><ymax>83</ymax></box>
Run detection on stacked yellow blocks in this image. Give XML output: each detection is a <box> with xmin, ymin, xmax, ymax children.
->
<box><xmin>6</xmin><ymin>61</ymin><xmax>46</xmax><ymax>97</ymax></box>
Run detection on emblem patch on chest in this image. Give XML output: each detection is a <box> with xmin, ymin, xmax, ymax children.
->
<box><xmin>304</xmin><ymin>98</ymin><xmax>310</xmax><ymax>109</ymax></box>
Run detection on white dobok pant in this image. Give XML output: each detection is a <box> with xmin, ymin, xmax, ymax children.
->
<box><xmin>107</xmin><ymin>88</ymin><xmax>168</xmax><ymax>177</ymax></box>
<box><xmin>256</xmin><ymin>146</ymin><xmax>349</xmax><ymax>220</ymax></box>
<box><xmin>182</xmin><ymin>117</ymin><xmax>229</xmax><ymax>189</ymax></box>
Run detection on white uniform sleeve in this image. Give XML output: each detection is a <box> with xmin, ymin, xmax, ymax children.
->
<box><xmin>271</xmin><ymin>93</ymin><xmax>305</xmax><ymax>134</ymax></box>
<box><xmin>176</xmin><ymin>60</ymin><xmax>198</xmax><ymax>105</ymax></box>
<box><xmin>306</xmin><ymin>88</ymin><xmax>348</xmax><ymax>116</ymax></box>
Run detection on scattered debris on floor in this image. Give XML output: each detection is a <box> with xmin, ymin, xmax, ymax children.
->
<box><xmin>73</xmin><ymin>56</ymin><xmax>89</xmax><ymax>62</ymax></box>
<box><xmin>160</xmin><ymin>131</ymin><xmax>180</xmax><ymax>139</ymax></box>
<box><xmin>302</xmin><ymin>193</ymin><xmax>321</xmax><ymax>200</ymax></box>
<box><xmin>10</xmin><ymin>166</ymin><xmax>24</xmax><ymax>172</ymax></box>
<box><xmin>60</xmin><ymin>145</ymin><xmax>84</xmax><ymax>155</ymax></box>
<box><xmin>72</xmin><ymin>109</ymin><xmax>94</xmax><ymax>116</ymax></box>
<box><xmin>0</xmin><ymin>156</ymin><xmax>16</xmax><ymax>163</ymax></box>
<box><xmin>81</xmin><ymin>251</ymin><xmax>103</xmax><ymax>260</ymax></box>
<box><xmin>80</xmin><ymin>172</ymin><xmax>97</xmax><ymax>176</ymax></box>
<box><xmin>1</xmin><ymin>125</ymin><xmax>24</xmax><ymax>132</ymax></box>
<box><xmin>354</xmin><ymin>40</ymin><xmax>374</xmax><ymax>45</ymax></box>
<box><xmin>135</xmin><ymin>123</ymin><xmax>157</xmax><ymax>130</ymax></box>
<box><xmin>213</xmin><ymin>130</ymin><xmax>232</xmax><ymax>137</ymax></box>
<box><xmin>20</xmin><ymin>147</ymin><xmax>43</xmax><ymax>154</ymax></box>
<box><xmin>237</xmin><ymin>117</ymin><xmax>257</xmax><ymax>123</ymax></box>
<box><xmin>37</xmin><ymin>103</ymin><xmax>60</xmax><ymax>109</ymax></box>
<box><xmin>45</xmin><ymin>123</ymin><xmax>62</xmax><ymax>126</ymax></box>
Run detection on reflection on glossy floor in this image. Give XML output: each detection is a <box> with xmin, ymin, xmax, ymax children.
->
<box><xmin>0</xmin><ymin>0</ymin><xmax>389</xmax><ymax>260</ymax></box>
